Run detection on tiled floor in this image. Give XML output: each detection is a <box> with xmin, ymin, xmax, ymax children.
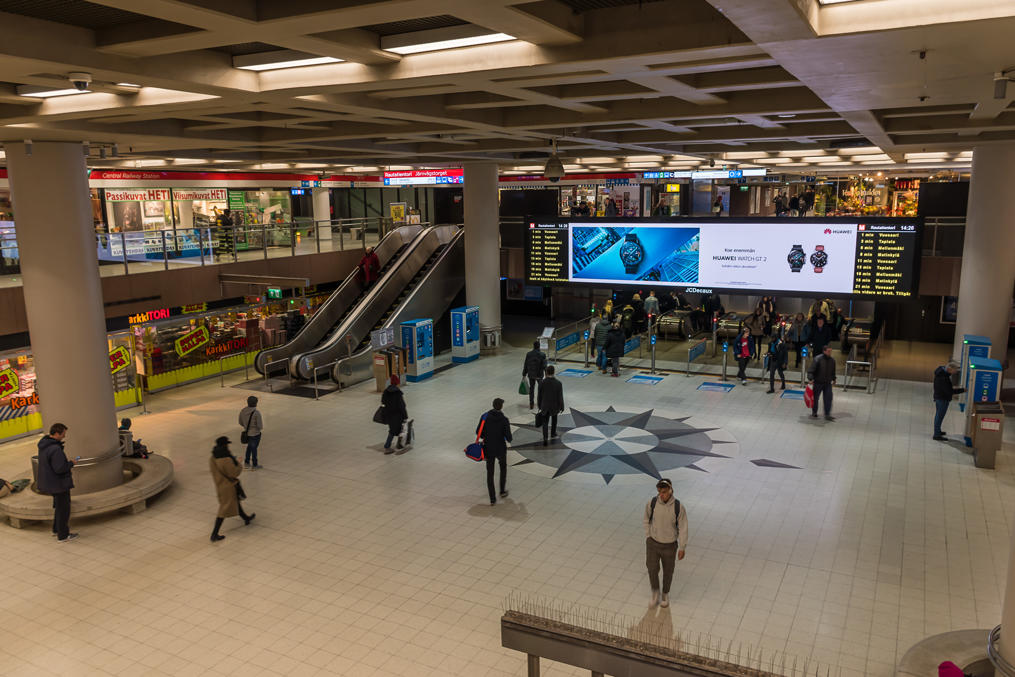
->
<box><xmin>1</xmin><ymin>343</ymin><xmax>1013</xmax><ymax>677</ymax></box>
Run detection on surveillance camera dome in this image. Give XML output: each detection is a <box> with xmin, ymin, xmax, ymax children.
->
<box><xmin>543</xmin><ymin>153</ymin><xmax>565</xmax><ymax>181</ymax></box>
<box><xmin>708</xmin><ymin>157</ymin><xmax>716</xmax><ymax>167</ymax></box>
<box><xmin>68</xmin><ymin>72</ymin><xmax>92</xmax><ymax>91</ymax></box>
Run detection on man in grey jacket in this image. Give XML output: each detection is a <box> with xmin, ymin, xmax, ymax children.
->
<box><xmin>643</xmin><ymin>478</ymin><xmax>688</xmax><ymax>608</ymax></box>
<box><xmin>239</xmin><ymin>396</ymin><xmax>263</xmax><ymax>469</ymax></box>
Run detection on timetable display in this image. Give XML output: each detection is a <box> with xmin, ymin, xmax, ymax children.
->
<box><xmin>524</xmin><ymin>217</ymin><xmax>921</xmax><ymax>299</ymax></box>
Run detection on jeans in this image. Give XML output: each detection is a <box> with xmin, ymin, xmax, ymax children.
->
<box><xmin>244</xmin><ymin>434</ymin><xmax>261</xmax><ymax>465</ymax></box>
<box><xmin>646</xmin><ymin>537</ymin><xmax>678</xmax><ymax>593</ymax></box>
<box><xmin>812</xmin><ymin>381</ymin><xmax>833</xmax><ymax>415</ymax></box>
<box><xmin>486</xmin><ymin>452</ymin><xmax>506</xmax><ymax>502</ymax></box>
<box><xmin>384</xmin><ymin>420</ymin><xmax>402</xmax><ymax>448</ymax></box>
<box><xmin>541</xmin><ymin>413</ymin><xmax>558</xmax><ymax>441</ymax></box>
<box><xmin>52</xmin><ymin>491</ymin><xmax>71</xmax><ymax>539</ymax></box>
<box><xmin>934</xmin><ymin>398</ymin><xmax>950</xmax><ymax>436</ymax></box>
<box><xmin>596</xmin><ymin>347</ymin><xmax>607</xmax><ymax>370</ymax></box>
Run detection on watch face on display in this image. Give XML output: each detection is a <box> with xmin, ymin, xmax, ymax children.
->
<box><xmin>787</xmin><ymin>245</ymin><xmax>805</xmax><ymax>271</ymax></box>
<box><xmin>619</xmin><ymin>240</ymin><xmax>644</xmax><ymax>269</ymax></box>
<box><xmin>810</xmin><ymin>246</ymin><xmax>828</xmax><ymax>271</ymax></box>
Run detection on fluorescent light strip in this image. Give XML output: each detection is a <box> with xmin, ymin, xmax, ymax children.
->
<box><xmin>17</xmin><ymin>87</ymin><xmax>90</xmax><ymax>98</ymax></box>
<box><xmin>386</xmin><ymin>33</ymin><xmax>514</xmax><ymax>55</ymax></box>
<box><xmin>238</xmin><ymin>56</ymin><xmax>342</xmax><ymax>71</ymax></box>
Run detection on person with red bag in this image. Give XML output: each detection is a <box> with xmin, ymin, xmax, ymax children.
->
<box><xmin>477</xmin><ymin>398</ymin><xmax>513</xmax><ymax>505</ymax></box>
<box><xmin>807</xmin><ymin>345</ymin><xmax>837</xmax><ymax>420</ymax></box>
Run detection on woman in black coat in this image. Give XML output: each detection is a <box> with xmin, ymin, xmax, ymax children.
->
<box><xmin>603</xmin><ymin>322</ymin><xmax>626</xmax><ymax>377</ymax></box>
<box><xmin>381</xmin><ymin>375</ymin><xmax>408</xmax><ymax>453</ymax></box>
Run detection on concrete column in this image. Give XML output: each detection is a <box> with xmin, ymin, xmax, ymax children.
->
<box><xmin>312</xmin><ymin>187</ymin><xmax>332</xmax><ymax>245</ymax></box>
<box><xmin>952</xmin><ymin>142</ymin><xmax>1015</xmax><ymax>364</ymax></box>
<box><xmin>463</xmin><ymin>162</ymin><xmax>501</xmax><ymax>332</ymax></box>
<box><xmin>6</xmin><ymin>141</ymin><xmax>121</xmax><ymax>493</ymax></box>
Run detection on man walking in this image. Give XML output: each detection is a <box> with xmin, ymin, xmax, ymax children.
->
<box><xmin>593</xmin><ymin>310</ymin><xmax>610</xmax><ymax>372</ymax></box>
<box><xmin>239</xmin><ymin>396</ymin><xmax>263</xmax><ymax>469</ymax></box>
<box><xmin>478</xmin><ymin>398</ymin><xmax>512</xmax><ymax>505</ymax></box>
<box><xmin>537</xmin><ymin>365</ymin><xmax>565</xmax><ymax>446</ymax></box>
<box><xmin>36</xmin><ymin>423</ymin><xmax>77</xmax><ymax>542</ymax></box>
<box><xmin>932</xmin><ymin>360</ymin><xmax>964</xmax><ymax>441</ymax></box>
<box><xmin>766</xmin><ymin>335</ymin><xmax>788</xmax><ymax>393</ymax></box>
<box><xmin>604</xmin><ymin>322</ymin><xmax>626</xmax><ymax>377</ymax></box>
<box><xmin>522</xmin><ymin>340</ymin><xmax>547</xmax><ymax>410</ymax></box>
<box><xmin>807</xmin><ymin>344</ymin><xmax>837</xmax><ymax>420</ymax></box>
<box><xmin>644</xmin><ymin>478</ymin><xmax>687</xmax><ymax>608</ymax></box>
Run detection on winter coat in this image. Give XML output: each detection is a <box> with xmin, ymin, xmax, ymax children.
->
<box><xmin>36</xmin><ymin>435</ymin><xmax>74</xmax><ymax>495</ymax></box>
<box><xmin>604</xmin><ymin>327</ymin><xmax>626</xmax><ymax>358</ymax></box>
<box><xmin>768</xmin><ymin>341</ymin><xmax>789</xmax><ymax>371</ymax></box>
<box><xmin>359</xmin><ymin>251</ymin><xmax>380</xmax><ymax>283</ymax></box>
<box><xmin>381</xmin><ymin>385</ymin><xmax>407</xmax><ymax>425</ymax></box>
<box><xmin>808</xmin><ymin>353</ymin><xmax>837</xmax><ymax>384</ymax></box>
<box><xmin>743</xmin><ymin>313</ymin><xmax>766</xmax><ymax>337</ymax></box>
<box><xmin>477</xmin><ymin>409</ymin><xmax>512</xmax><ymax>457</ymax></box>
<box><xmin>809</xmin><ymin>323</ymin><xmax>836</xmax><ymax>353</ymax></box>
<box><xmin>538</xmin><ymin>376</ymin><xmax>565</xmax><ymax>415</ymax></box>
<box><xmin>593</xmin><ymin>319</ymin><xmax>611</xmax><ymax>348</ymax></box>
<box><xmin>786</xmin><ymin>321</ymin><xmax>810</xmax><ymax>343</ymax></box>
<box><xmin>644</xmin><ymin>296</ymin><xmax>660</xmax><ymax>317</ymax></box>
<box><xmin>210</xmin><ymin>452</ymin><xmax>242</xmax><ymax>518</ymax></box>
<box><xmin>933</xmin><ymin>366</ymin><xmax>964</xmax><ymax>401</ymax></box>
<box><xmin>522</xmin><ymin>349</ymin><xmax>547</xmax><ymax>379</ymax></box>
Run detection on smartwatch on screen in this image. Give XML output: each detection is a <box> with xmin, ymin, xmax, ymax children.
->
<box><xmin>810</xmin><ymin>245</ymin><xmax>828</xmax><ymax>273</ymax></box>
<box><xmin>619</xmin><ymin>233</ymin><xmax>645</xmax><ymax>275</ymax></box>
<box><xmin>787</xmin><ymin>244</ymin><xmax>805</xmax><ymax>273</ymax></box>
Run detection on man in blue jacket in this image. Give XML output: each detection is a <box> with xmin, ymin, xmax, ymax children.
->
<box><xmin>37</xmin><ymin>423</ymin><xmax>77</xmax><ymax>542</ymax></box>
<box><xmin>932</xmin><ymin>361</ymin><xmax>964</xmax><ymax>441</ymax></box>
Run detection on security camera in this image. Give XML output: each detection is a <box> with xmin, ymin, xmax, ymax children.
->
<box><xmin>708</xmin><ymin>157</ymin><xmax>716</xmax><ymax>167</ymax></box>
<box><xmin>67</xmin><ymin>72</ymin><xmax>92</xmax><ymax>91</ymax></box>
<box><xmin>543</xmin><ymin>153</ymin><xmax>565</xmax><ymax>182</ymax></box>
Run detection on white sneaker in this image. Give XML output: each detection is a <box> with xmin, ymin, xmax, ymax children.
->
<box><xmin>650</xmin><ymin>589</ymin><xmax>660</xmax><ymax>606</ymax></box>
<box><xmin>660</xmin><ymin>593</ymin><xmax>670</xmax><ymax>608</ymax></box>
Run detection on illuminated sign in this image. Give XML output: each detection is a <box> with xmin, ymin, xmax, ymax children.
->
<box><xmin>128</xmin><ymin>308</ymin><xmax>172</xmax><ymax>324</ymax></box>
<box><xmin>266</xmin><ymin>287</ymin><xmax>282</xmax><ymax>299</ymax></box>
<box><xmin>174</xmin><ymin>325</ymin><xmax>210</xmax><ymax>357</ymax></box>
<box><xmin>383</xmin><ymin>169</ymin><xmax>464</xmax><ymax>186</ymax></box>
<box><xmin>643</xmin><ymin>169</ymin><xmax>767</xmax><ymax>180</ymax></box>
<box><xmin>171</xmin><ymin>188</ymin><xmax>228</xmax><ymax>201</ymax></box>
<box><xmin>0</xmin><ymin>368</ymin><xmax>19</xmax><ymax>398</ymax></box>
<box><xmin>181</xmin><ymin>303</ymin><xmax>207</xmax><ymax>314</ymax></box>
<box><xmin>105</xmin><ymin>188</ymin><xmax>171</xmax><ymax>202</ymax></box>
<box><xmin>109</xmin><ymin>346</ymin><xmax>130</xmax><ymax>374</ymax></box>
<box><xmin>206</xmin><ymin>337</ymin><xmax>248</xmax><ymax>356</ymax></box>
<box><xmin>664</xmin><ymin>184</ymin><xmax>681</xmax><ymax>193</ymax></box>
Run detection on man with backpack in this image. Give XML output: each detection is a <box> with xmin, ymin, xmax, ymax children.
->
<box><xmin>521</xmin><ymin>340</ymin><xmax>547</xmax><ymax>410</ymax></box>
<box><xmin>477</xmin><ymin>398</ymin><xmax>513</xmax><ymax>505</ymax></box>
<box><xmin>643</xmin><ymin>478</ymin><xmax>687</xmax><ymax>608</ymax></box>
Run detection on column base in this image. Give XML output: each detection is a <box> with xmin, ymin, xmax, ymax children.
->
<box><xmin>897</xmin><ymin>629</ymin><xmax>992</xmax><ymax>676</ymax></box>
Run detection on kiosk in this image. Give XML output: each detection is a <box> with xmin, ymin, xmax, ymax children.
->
<box><xmin>400</xmin><ymin>319</ymin><xmax>434</xmax><ymax>382</ymax></box>
<box><xmin>958</xmin><ymin>335</ymin><xmax>991</xmax><ymax>412</ymax></box>
<box><xmin>963</xmin><ymin>357</ymin><xmax>1003</xmax><ymax>447</ymax></box>
<box><xmin>451</xmin><ymin>306</ymin><xmax>480</xmax><ymax>364</ymax></box>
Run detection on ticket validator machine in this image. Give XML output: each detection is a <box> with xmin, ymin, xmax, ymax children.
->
<box><xmin>958</xmin><ymin>334</ymin><xmax>991</xmax><ymax>412</ymax></box>
<box><xmin>964</xmin><ymin>357</ymin><xmax>1003</xmax><ymax>448</ymax></box>
<box><xmin>400</xmin><ymin>318</ymin><xmax>434</xmax><ymax>382</ymax></box>
<box><xmin>450</xmin><ymin>306</ymin><xmax>480</xmax><ymax>364</ymax></box>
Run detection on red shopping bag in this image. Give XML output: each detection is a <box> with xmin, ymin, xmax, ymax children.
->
<box><xmin>803</xmin><ymin>383</ymin><xmax>814</xmax><ymax>409</ymax></box>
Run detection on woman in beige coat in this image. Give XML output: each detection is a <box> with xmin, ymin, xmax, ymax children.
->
<box><xmin>210</xmin><ymin>436</ymin><xmax>254</xmax><ymax>542</ymax></box>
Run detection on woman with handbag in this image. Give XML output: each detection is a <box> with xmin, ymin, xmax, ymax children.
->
<box><xmin>209</xmin><ymin>436</ymin><xmax>255</xmax><ymax>542</ymax></box>
<box><xmin>380</xmin><ymin>375</ymin><xmax>408</xmax><ymax>453</ymax></box>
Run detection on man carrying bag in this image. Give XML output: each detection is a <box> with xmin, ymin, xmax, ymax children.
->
<box><xmin>476</xmin><ymin>398</ymin><xmax>512</xmax><ymax>505</ymax></box>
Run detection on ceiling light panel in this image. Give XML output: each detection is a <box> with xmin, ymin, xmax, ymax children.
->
<box><xmin>381</xmin><ymin>25</ymin><xmax>515</xmax><ymax>55</ymax></box>
<box><xmin>16</xmin><ymin>85</ymin><xmax>90</xmax><ymax>98</ymax></box>
<box><xmin>234</xmin><ymin>49</ymin><xmax>342</xmax><ymax>71</ymax></box>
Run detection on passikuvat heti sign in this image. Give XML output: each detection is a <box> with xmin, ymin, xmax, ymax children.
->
<box><xmin>175</xmin><ymin>325</ymin><xmax>210</xmax><ymax>357</ymax></box>
<box><xmin>105</xmin><ymin>188</ymin><xmax>171</xmax><ymax>202</ymax></box>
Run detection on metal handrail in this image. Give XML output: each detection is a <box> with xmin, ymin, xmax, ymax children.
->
<box><xmin>262</xmin><ymin>358</ymin><xmax>289</xmax><ymax>393</ymax></box>
<box><xmin>218</xmin><ymin>352</ymin><xmax>250</xmax><ymax>387</ymax></box>
<box><xmin>989</xmin><ymin>625</ymin><xmax>1015</xmax><ymax>676</ymax></box>
<box><xmin>550</xmin><ymin>314</ymin><xmax>593</xmax><ymax>362</ymax></box>
<box><xmin>311</xmin><ymin>361</ymin><xmax>339</xmax><ymax>400</ymax></box>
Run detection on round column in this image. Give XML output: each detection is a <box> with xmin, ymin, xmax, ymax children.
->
<box><xmin>952</xmin><ymin>142</ymin><xmax>1015</xmax><ymax>363</ymax></box>
<box><xmin>6</xmin><ymin>141</ymin><xmax>122</xmax><ymax>493</ymax></box>
<box><xmin>312</xmin><ymin>186</ymin><xmax>332</xmax><ymax>244</ymax></box>
<box><xmin>463</xmin><ymin>162</ymin><xmax>502</xmax><ymax>337</ymax></box>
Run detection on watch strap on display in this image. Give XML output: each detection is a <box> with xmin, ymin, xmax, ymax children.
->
<box><xmin>812</xmin><ymin>245</ymin><xmax>825</xmax><ymax>273</ymax></box>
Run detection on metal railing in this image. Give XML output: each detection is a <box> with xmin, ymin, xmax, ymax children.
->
<box><xmin>549</xmin><ymin>315</ymin><xmax>593</xmax><ymax>362</ymax></box>
<box><xmin>218</xmin><ymin>352</ymin><xmax>250</xmax><ymax>387</ymax></box>
<box><xmin>841</xmin><ymin>329</ymin><xmax>884</xmax><ymax>393</ymax></box>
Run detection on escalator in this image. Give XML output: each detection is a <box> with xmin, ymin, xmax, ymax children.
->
<box><xmin>331</xmin><ymin>225</ymin><xmax>464</xmax><ymax>387</ymax></box>
<box><xmin>254</xmin><ymin>225</ymin><xmax>424</xmax><ymax>376</ymax></box>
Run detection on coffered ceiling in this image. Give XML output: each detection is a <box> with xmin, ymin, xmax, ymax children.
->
<box><xmin>0</xmin><ymin>0</ymin><xmax>1011</xmax><ymax>175</ymax></box>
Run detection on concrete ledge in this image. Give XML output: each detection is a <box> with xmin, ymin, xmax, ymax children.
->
<box><xmin>0</xmin><ymin>455</ymin><xmax>174</xmax><ymax>527</ymax></box>
<box><xmin>897</xmin><ymin>629</ymin><xmax>991</xmax><ymax>677</ymax></box>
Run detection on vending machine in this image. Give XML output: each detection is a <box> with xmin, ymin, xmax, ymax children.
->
<box><xmin>451</xmin><ymin>306</ymin><xmax>480</xmax><ymax>363</ymax></box>
<box><xmin>964</xmin><ymin>357</ymin><xmax>1003</xmax><ymax>446</ymax></box>
<box><xmin>959</xmin><ymin>334</ymin><xmax>991</xmax><ymax>412</ymax></box>
<box><xmin>400</xmin><ymin>318</ymin><xmax>434</xmax><ymax>382</ymax></box>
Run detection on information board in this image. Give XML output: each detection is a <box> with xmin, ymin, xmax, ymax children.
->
<box><xmin>524</xmin><ymin>217</ymin><xmax>921</xmax><ymax>299</ymax></box>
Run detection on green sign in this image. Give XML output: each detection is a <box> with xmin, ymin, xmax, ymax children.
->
<box><xmin>266</xmin><ymin>287</ymin><xmax>282</xmax><ymax>299</ymax></box>
<box><xmin>227</xmin><ymin>190</ymin><xmax>245</xmax><ymax>211</ymax></box>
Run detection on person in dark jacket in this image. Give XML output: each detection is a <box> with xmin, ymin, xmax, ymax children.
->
<box><xmin>36</xmin><ymin>423</ymin><xmax>76</xmax><ymax>542</ymax></box>
<box><xmin>478</xmin><ymin>398</ymin><xmax>513</xmax><ymax>505</ymax></box>
<box><xmin>381</xmin><ymin>375</ymin><xmax>408</xmax><ymax>453</ymax></box>
<box><xmin>604</xmin><ymin>197</ymin><xmax>619</xmax><ymax>217</ymax></box>
<box><xmin>604</xmin><ymin>322</ymin><xmax>626</xmax><ymax>377</ymax></box>
<box><xmin>593</xmin><ymin>312</ymin><xmax>611</xmax><ymax>372</ymax></box>
<box><xmin>522</xmin><ymin>340</ymin><xmax>547</xmax><ymax>409</ymax></box>
<box><xmin>808</xmin><ymin>316</ymin><xmax>835</xmax><ymax>355</ymax></box>
<box><xmin>537</xmin><ymin>365</ymin><xmax>565</xmax><ymax>445</ymax></box>
<box><xmin>807</xmin><ymin>345</ymin><xmax>837</xmax><ymax>420</ymax></box>
<box><xmin>766</xmin><ymin>335</ymin><xmax>789</xmax><ymax>393</ymax></box>
<box><xmin>932</xmin><ymin>360</ymin><xmax>964</xmax><ymax>440</ymax></box>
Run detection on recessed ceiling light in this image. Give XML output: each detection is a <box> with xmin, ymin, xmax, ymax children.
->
<box><xmin>16</xmin><ymin>85</ymin><xmax>90</xmax><ymax>98</ymax></box>
<box><xmin>382</xmin><ymin>25</ymin><xmax>515</xmax><ymax>55</ymax></box>
<box><xmin>817</xmin><ymin>0</ymin><xmax>863</xmax><ymax>4</ymax></box>
<box><xmin>777</xmin><ymin>114</ymin><xmax>796</xmax><ymax>119</ymax></box>
<box><xmin>116</xmin><ymin>82</ymin><xmax>141</xmax><ymax>88</ymax></box>
<box><xmin>234</xmin><ymin>50</ymin><xmax>342</xmax><ymax>71</ymax></box>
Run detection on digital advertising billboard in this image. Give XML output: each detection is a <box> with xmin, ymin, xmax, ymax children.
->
<box><xmin>525</xmin><ymin>218</ymin><xmax>921</xmax><ymax>299</ymax></box>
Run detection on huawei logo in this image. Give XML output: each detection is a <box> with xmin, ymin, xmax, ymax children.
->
<box><xmin>823</xmin><ymin>228</ymin><xmax>832</xmax><ymax>234</ymax></box>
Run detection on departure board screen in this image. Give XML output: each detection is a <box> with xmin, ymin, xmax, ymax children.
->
<box><xmin>524</xmin><ymin>217</ymin><xmax>921</xmax><ymax>299</ymax></box>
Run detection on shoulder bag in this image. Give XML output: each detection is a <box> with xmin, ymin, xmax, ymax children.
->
<box><xmin>240</xmin><ymin>411</ymin><xmax>254</xmax><ymax>444</ymax></box>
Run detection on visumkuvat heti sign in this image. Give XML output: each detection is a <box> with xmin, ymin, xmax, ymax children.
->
<box><xmin>174</xmin><ymin>325</ymin><xmax>210</xmax><ymax>357</ymax></box>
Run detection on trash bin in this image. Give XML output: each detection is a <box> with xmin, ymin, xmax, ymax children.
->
<box><xmin>970</xmin><ymin>401</ymin><xmax>1004</xmax><ymax>469</ymax></box>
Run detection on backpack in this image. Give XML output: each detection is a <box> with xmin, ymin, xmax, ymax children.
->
<box><xmin>649</xmin><ymin>496</ymin><xmax>681</xmax><ymax>537</ymax></box>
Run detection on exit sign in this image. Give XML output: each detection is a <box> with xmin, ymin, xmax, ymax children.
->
<box><xmin>266</xmin><ymin>287</ymin><xmax>282</xmax><ymax>299</ymax></box>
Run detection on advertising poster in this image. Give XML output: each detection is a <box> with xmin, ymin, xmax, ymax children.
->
<box><xmin>174</xmin><ymin>325</ymin><xmax>210</xmax><ymax>357</ymax></box>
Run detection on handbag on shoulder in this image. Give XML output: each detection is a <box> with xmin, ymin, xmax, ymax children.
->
<box><xmin>240</xmin><ymin>410</ymin><xmax>254</xmax><ymax>444</ymax></box>
<box><xmin>465</xmin><ymin>417</ymin><xmax>486</xmax><ymax>461</ymax></box>
<box><xmin>372</xmin><ymin>405</ymin><xmax>386</xmax><ymax>424</ymax></box>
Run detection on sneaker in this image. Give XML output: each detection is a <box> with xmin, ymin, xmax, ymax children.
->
<box><xmin>500</xmin><ymin>490</ymin><xmax>509</xmax><ymax>498</ymax></box>
<box><xmin>825</xmin><ymin>415</ymin><xmax>835</xmax><ymax>421</ymax></box>
<box><xmin>766</xmin><ymin>389</ymin><xmax>774</xmax><ymax>394</ymax></box>
<box><xmin>933</xmin><ymin>434</ymin><xmax>947</xmax><ymax>441</ymax></box>
<box><xmin>57</xmin><ymin>533</ymin><xmax>79</xmax><ymax>543</ymax></box>
<box><xmin>660</xmin><ymin>593</ymin><xmax>670</xmax><ymax>608</ymax></box>
<box><xmin>650</xmin><ymin>589</ymin><xmax>660</xmax><ymax>606</ymax></box>
<box><xmin>741</xmin><ymin>379</ymin><xmax>747</xmax><ymax>385</ymax></box>
<box><xmin>611</xmin><ymin>373</ymin><xmax>619</xmax><ymax>377</ymax></box>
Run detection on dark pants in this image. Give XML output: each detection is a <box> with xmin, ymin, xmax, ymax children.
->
<box><xmin>486</xmin><ymin>452</ymin><xmax>506</xmax><ymax>502</ymax></box>
<box><xmin>609</xmin><ymin>356</ymin><xmax>620</xmax><ymax>375</ymax></box>
<box><xmin>646</xmin><ymin>537</ymin><xmax>678</xmax><ymax>593</ymax></box>
<box><xmin>527</xmin><ymin>377</ymin><xmax>540</xmax><ymax>407</ymax></box>
<box><xmin>769</xmin><ymin>367</ymin><xmax>785</xmax><ymax>390</ymax></box>
<box><xmin>736</xmin><ymin>356</ymin><xmax>749</xmax><ymax>380</ymax></box>
<box><xmin>934</xmin><ymin>398</ymin><xmax>950</xmax><ymax>437</ymax></box>
<box><xmin>793</xmin><ymin>341</ymin><xmax>805</xmax><ymax>366</ymax></box>
<box><xmin>750</xmin><ymin>335</ymin><xmax>763</xmax><ymax>360</ymax></box>
<box><xmin>244</xmin><ymin>434</ymin><xmax>261</xmax><ymax>465</ymax></box>
<box><xmin>52</xmin><ymin>491</ymin><xmax>71</xmax><ymax>539</ymax></box>
<box><xmin>541</xmin><ymin>413</ymin><xmax>558</xmax><ymax>441</ymax></box>
<box><xmin>812</xmin><ymin>381</ymin><xmax>833</xmax><ymax>415</ymax></box>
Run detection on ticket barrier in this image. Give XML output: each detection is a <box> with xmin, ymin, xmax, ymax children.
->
<box><xmin>658</xmin><ymin>311</ymin><xmax>691</xmax><ymax>340</ymax></box>
<box><xmin>711</xmin><ymin>313</ymin><xmax>741</xmax><ymax>356</ymax></box>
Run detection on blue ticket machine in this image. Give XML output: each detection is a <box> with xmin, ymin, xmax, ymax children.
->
<box><xmin>451</xmin><ymin>306</ymin><xmax>480</xmax><ymax>363</ymax></box>
<box><xmin>400</xmin><ymin>318</ymin><xmax>434</xmax><ymax>381</ymax></box>
<box><xmin>964</xmin><ymin>357</ymin><xmax>1003</xmax><ymax>446</ymax></box>
<box><xmin>959</xmin><ymin>335</ymin><xmax>991</xmax><ymax>412</ymax></box>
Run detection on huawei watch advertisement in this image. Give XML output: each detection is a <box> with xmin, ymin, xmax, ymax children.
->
<box><xmin>525</xmin><ymin>218</ymin><xmax>920</xmax><ymax>298</ymax></box>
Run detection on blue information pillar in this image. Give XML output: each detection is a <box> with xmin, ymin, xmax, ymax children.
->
<box><xmin>400</xmin><ymin>318</ymin><xmax>434</xmax><ymax>381</ymax></box>
<box><xmin>959</xmin><ymin>334</ymin><xmax>991</xmax><ymax>412</ymax></box>
<box><xmin>451</xmin><ymin>306</ymin><xmax>480</xmax><ymax>363</ymax></box>
<box><xmin>964</xmin><ymin>357</ymin><xmax>1003</xmax><ymax>446</ymax></box>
